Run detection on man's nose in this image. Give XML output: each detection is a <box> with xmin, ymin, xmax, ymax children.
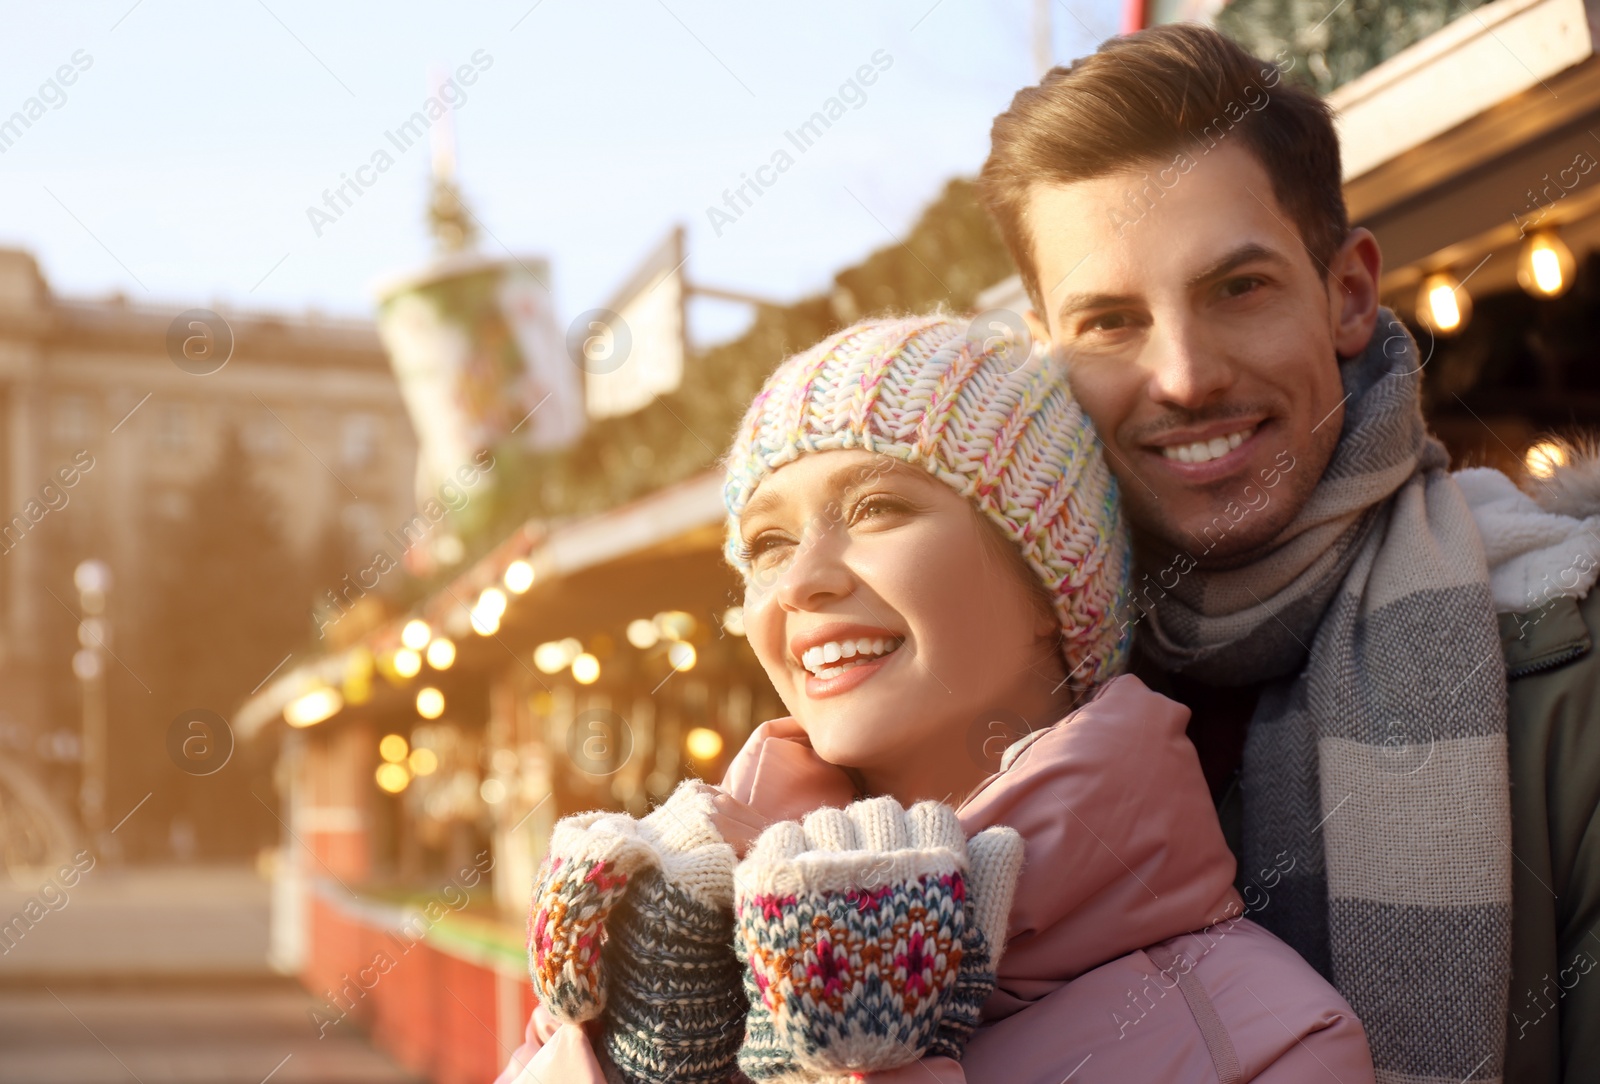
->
<box><xmin>1142</xmin><ymin>322</ymin><xmax>1236</xmax><ymax>410</ymax></box>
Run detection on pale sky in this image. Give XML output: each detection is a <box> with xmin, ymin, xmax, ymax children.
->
<box><xmin>2</xmin><ymin>0</ymin><xmax>1119</xmax><ymax>345</ymax></box>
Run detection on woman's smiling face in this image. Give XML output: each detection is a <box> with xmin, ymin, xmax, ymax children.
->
<box><xmin>736</xmin><ymin>449</ymin><xmax>1074</xmax><ymax>803</ymax></box>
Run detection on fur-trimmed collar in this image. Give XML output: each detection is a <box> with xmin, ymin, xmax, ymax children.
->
<box><xmin>1457</xmin><ymin>442</ymin><xmax>1600</xmax><ymax>613</ymax></box>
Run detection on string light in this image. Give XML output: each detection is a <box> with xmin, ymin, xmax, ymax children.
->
<box><xmin>1518</xmin><ymin>230</ymin><xmax>1576</xmax><ymax>299</ymax></box>
<box><xmin>401</xmin><ymin>619</ymin><xmax>431</xmax><ymax>650</ymax></box>
<box><xmin>425</xmin><ymin>637</ymin><xmax>456</xmax><ymax>670</ymax></box>
<box><xmin>685</xmin><ymin>727</ymin><xmax>723</xmax><ymax>760</ymax></box>
<box><xmin>503</xmin><ymin>560</ymin><xmax>535</xmax><ymax>594</ymax></box>
<box><xmin>375</xmin><ymin>762</ymin><xmax>411</xmax><ymax>794</ymax></box>
<box><xmin>393</xmin><ymin>648</ymin><xmax>422</xmax><ymax>678</ymax></box>
<box><xmin>284</xmin><ymin>687</ymin><xmax>342</xmax><ymax>727</ymax></box>
<box><xmin>379</xmin><ymin>734</ymin><xmax>409</xmax><ymax>762</ymax></box>
<box><xmin>571</xmin><ymin>653</ymin><xmax>600</xmax><ymax>684</ymax></box>
<box><xmin>416</xmin><ymin>687</ymin><xmax>446</xmax><ymax>719</ymax></box>
<box><xmin>1525</xmin><ymin>440</ymin><xmax>1569</xmax><ymax>479</ymax></box>
<box><xmin>1417</xmin><ymin>271</ymin><xmax>1469</xmax><ymax>336</ymax></box>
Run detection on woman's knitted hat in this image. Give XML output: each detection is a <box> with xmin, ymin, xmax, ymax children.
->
<box><xmin>722</xmin><ymin>313</ymin><xmax>1131</xmax><ymax>687</ymax></box>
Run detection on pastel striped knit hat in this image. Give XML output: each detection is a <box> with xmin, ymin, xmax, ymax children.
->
<box><xmin>722</xmin><ymin>313</ymin><xmax>1131</xmax><ymax>688</ymax></box>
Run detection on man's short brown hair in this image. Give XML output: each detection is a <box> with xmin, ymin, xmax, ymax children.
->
<box><xmin>978</xmin><ymin>23</ymin><xmax>1348</xmax><ymax>317</ymax></box>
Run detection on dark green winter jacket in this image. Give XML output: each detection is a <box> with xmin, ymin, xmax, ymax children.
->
<box><xmin>1499</xmin><ymin>584</ymin><xmax>1600</xmax><ymax>1083</ymax></box>
<box><xmin>1149</xmin><ymin>465</ymin><xmax>1600</xmax><ymax>1083</ymax></box>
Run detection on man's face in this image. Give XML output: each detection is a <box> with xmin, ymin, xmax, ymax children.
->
<box><xmin>1024</xmin><ymin>142</ymin><xmax>1375</xmax><ymax>563</ymax></box>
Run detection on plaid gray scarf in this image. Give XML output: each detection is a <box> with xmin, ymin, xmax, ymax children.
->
<box><xmin>1137</xmin><ymin>311</ymin><xmax>1512</xmax><ymax>1083</ymax></box>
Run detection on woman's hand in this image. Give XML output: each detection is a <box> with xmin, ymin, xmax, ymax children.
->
<box><xmin>704</xmin><ymin>785</ymin><xmax>771</xmax><ymax>858</ymax></box>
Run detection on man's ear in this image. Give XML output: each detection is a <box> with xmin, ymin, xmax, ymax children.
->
<box><xmin>1328</xmin><ymin>227</ymin><xmax>1382</xmax><ymax>358</ymax></box>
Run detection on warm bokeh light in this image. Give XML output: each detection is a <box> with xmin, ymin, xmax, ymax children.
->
<box><xmin>408</xmin><ymin>747</ymin><xmax>439</xmax><ymax>776</ymax></box>
<box><xmin>503</xmin><ymin>559</ymin><xmax>535</xmax><ymax>594</ymax></box>
<box><xmin>1525</xmin><ymin>440</ymin><xmax>1569</xmax><ymax>479</ymax></box>
<box><xmin>655</xmin><ymin>610</ymin><xmax>696</xmax><ymax>641</ymax></box>
<box><xmin>479</xmin><ymin>777</ymin><xmax>507</xmax><ymax>804</ymax></box>
<box><xmin>533</xmin><ymin>640</ymin><xmax>571</xmax><ymax>674</ymax></box>
<box><xmin>426</xmin><ymin>637</ymin><xmax>457</xmax><ymax>670</ymax></box>
<box><xmin>477</xmin><ymin>587</ymin><xmax>507</xmax><ymax>619</ymax></box>
<box><xmin>626</xmin><ymin>618</ymin><xmax>659</xmax><ymax>649</ymax></box>
<box><xmin>400</xmin><ymin>618</ymin><xmax>432</xmax><ymax>650</ymax></box>
<box><xmin>571</xmin><ymin>652</ymin><xmax>600</xmax><ymax>684</ymax></box>
<box><xmin>379</xmin><ymin>733</ymin><xmax>409</xmax><ymax>763</ymax></box>
<box><xmin>1418</xmin><ymin>271</ymin><xmax>1468</xmax><ymax>335</ymax></box>
<box><xmin>685</xmin><ymin>726</ymin><xmax>723</xmax><ymax>760</ymax></box>
<box><xmin>721</xmin><ymin>606</ymin><xmax>745</xmax><ymax>637</ymax></box>
<box><xmin>1518</xmin><ymin>230</ymin><xmax>1576</xmax><ymax>299</ymax></box>
<box><xmin>375</xmin><ymin>762</ymin><xmax>411</xmax><ymax>794</ymax></box>
<box><xmin>416</xmin><ymin>686</ymin><xmax>446</xmax><ymax>719</ymax></box>
<box><xmin>392</xmin><ymin>648</ymin><xmax>422</xmax><ymax>678</ymax></box>
<box><xmin>667</xmin><ymin>641</ymin><xmax>697</xmax><ymax>671</ymax></box>
<box><xmin>284</xmin><ymin>687</ymin><xmax>342</xmax><ymax>727</ymax></box>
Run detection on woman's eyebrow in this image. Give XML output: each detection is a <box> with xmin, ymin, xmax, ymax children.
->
<box><xmin>740</xmin><ymin>486</ymin><xmax>784</xmax><ymax>524</ymax></box>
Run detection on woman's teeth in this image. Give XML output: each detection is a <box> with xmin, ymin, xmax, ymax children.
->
<box><xmin>1160</xmin><ymin>426</ymin><xmax>1255</xmax><ymax>464</ymax></box>
<box><xmin>801</xmin><ymin>637</ymin><xmax>900</xmax><ymax>679</ymax></box>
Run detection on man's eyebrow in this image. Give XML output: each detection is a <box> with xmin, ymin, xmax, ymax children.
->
<box><xmin>1055</xmin><ymin>291</ymin><xmax>1139</xmax><ymax>324</ymax></box>
<box><xmin>1184</xmin><ymin>242</ymin><xmax>1288</xmax><ymax>289</ymax></box>
<box><xmin>1053</xmin><ymin>242</ymin><xmax>1293</xmax><ymax>325</ymax></box>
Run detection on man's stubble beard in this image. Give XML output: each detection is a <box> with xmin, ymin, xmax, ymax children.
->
<box><xmin>1122</xmin><ymin>408</ymin><xmax>1342</xmax><ymax>573</ymax></box>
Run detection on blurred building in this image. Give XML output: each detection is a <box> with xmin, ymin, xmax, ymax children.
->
<box><xmin>0</xmin><ymin>248</ymin><xmax>417</xmax><ymax>862</ymax></box>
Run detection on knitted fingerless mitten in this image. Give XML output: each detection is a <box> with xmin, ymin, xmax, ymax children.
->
<box><xmin>733</xmin><ymin>798</ymin><xmax>1022</xmax><ymax>1080</ymax></box>
<box><xmin>598</xmin><ymin>785</ymin><xmax>746</xmax><ymax>1084</ymax></box>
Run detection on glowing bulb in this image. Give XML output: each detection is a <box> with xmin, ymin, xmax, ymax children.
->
<box><xmin>667</xmin><ymin>641</ymin><xmax>697</xmax><ymax>671</ymax></box>
<box><xmin>571</xmin><ymin>653</ymin><xmax>600</xmax><ymax>684</ymax></box>
<box><xmin>408</xmin><ymin>747</ymin><xmax>439</xmax><ymax>776</ymax></box>
<box><xmin>1418</xmin><ymin>271</ymin><xmax>1466</xmax><ymax>335</ymax></box>
<box><xmin>655</xmin><ymin>611</ymin><xmax>696</xmax><ymax>642</ymax></box>
<box><xmin>685</xmin><ymin>726</ymin><xmax>724</xmax><ymax>760</ymax></box>
<box><xmin>393</xmin><ymin>648</ymin><xmax>422</xmax><ymax>678</ymax></box>
<box><xmin>379</xmin><ymin>733</ymin><xmax>409</xmax><ymax>763</ymax></box>
<box><xmin>416</xmin><ymin>686</ymin><xmax>446</xmax><ymax>719</ymax></box>
<box><xmin>626</xmin><ymin>618</ymin><xmax>659</xmax><ymax>649</ymax></box>
<box><xmin>477</xmin><ymin>587</ymin><xmax>507</xmax><ymax>620</ymax></box>
<box><xmin>503</xmin><ymin>559</ymin><xmax>535</xmax><ymax>594</ymax></box>
<box><xmin>284</xmin><ymin>687</ymin><xmax>342</xmax><ymax>727</ymax></box>
<box><xmin>375</xmin><ymin>762</ymin><xmax>411</xmax><ymax>794</ymax></box>
<box><xmin>1525</xmin><ymin>440</ymin><xmax>1569</xmax><ymax>479</ymax></box>
<box><xmin>1518</xmin><ymin>230</ymin><xmax>1576</xmax><ymax>299</ymax></box>
<box><xmin>425</xmin><ymin>637</ymin><xmax>456</xmax><ymax>670</ymax></box>
<box><xmin>401</xmin><ymin>619</ymin><xmax>431</xmax><ymax>650</ymax></box>
<box><xmin>534</xmin><ymin>641</ymin><xmax>569</xmax><ymax>674</ymax></box>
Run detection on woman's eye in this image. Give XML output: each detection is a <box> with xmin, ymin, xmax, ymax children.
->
<box><xmin>741</xmin><ymin>533</ymin><xmax>788</xmax><ymax>564</ymax></box>
<box><xmin>851</xmin><ymin>495</ymin><xmax>905</xmax><ymax>524</ymax></box>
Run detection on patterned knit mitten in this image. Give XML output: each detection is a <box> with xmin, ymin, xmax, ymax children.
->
<box><xmin>526</xmin><ymin>782</ymin><xmax>745</xmax><ymax>1083</ymax></box>
<box><xmin>733</xmin><ymin>797</ymin><xmax>1022</xmax><ymax>1079</ymax></box>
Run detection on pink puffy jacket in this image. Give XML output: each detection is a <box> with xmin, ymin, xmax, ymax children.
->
<box><xmin>494</xmin><ymin>675</ymin><xmax>1374</xmax><ymax>1083</ymax></box>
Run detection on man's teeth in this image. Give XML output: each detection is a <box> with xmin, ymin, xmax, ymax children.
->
<box><xmin>1160</xmin><ymin>427</ymin><xmax>1254</xmax><ymax>464</ymax></box>
<box><xmin>801</xmin><ymin>637</ymin><xmax>899</xmax><ymax>678</ymax></box>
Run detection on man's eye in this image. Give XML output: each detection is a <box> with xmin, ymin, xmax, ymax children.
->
<box><xmin>1084</xmin><ymin>312</ymin><xmax>1128</xmax><ymax>333</ymax></box>
<box><xmin>1221</xmin><ymin>276</ymin><xmax>1262</xmax><ymax>298</ymax></box>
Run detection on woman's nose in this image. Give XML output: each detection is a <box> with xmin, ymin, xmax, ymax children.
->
<box><xmin>773</xmin><ymin>525</ymin><xmax>853</xmax><ymax>612</ymax></box>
